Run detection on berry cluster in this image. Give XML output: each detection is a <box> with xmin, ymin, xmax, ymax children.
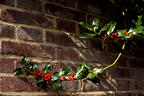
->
<box><xmin>103</xmin><ymin>32</ymin><xmax>118</xmax><ymax>43</ymax></box>
<box><xmin>68</xmin><ymin>74</ymin><xmax>75</xmax><ymax>82</ymax></box>
<box><xmin>43</xmin><ymin>74</ymin><xmax>53</xmax><ymax>82</ymax></box>
<box><xmin>35</xmin><ymin>71</ymin><xmax>44</xmax><ymax>78</ymax></box>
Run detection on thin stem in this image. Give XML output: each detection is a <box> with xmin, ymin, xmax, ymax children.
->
<box><xmin>103</xmin><ymin>42</ymin><xmax>126</xmax><ymax>71</ymax></box>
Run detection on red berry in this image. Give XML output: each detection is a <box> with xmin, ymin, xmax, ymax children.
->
<box><xmin>104</xmin><ymin>34</ymin><xmax>108</xmax><ymax>37</ymax></box>
<box><xmin>89</xmin><ymin>70</ymin><xmax>93</xmax><ymax>73</ymax></box>
<box><xmin>71</xmin><ymin>74</ymin><xmax>74</xmax><ymax>77</ymax></box>
<box><xmin>41</xmin><ymin>72</ymin><xmax>44</xmax><ymax>74</ymax></box>
<box><xmin>61</xmin><ymin>76</ymin><xmax>65</xmax><ymax>79</ymax></box>
<box><xmin>97</xmin><ymin>72</ymin><xmax>102</xmax><ymax>77</ymax></box>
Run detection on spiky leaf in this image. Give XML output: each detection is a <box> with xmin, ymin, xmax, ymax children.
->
<box><xmin>13</xmin><ymin>68</ymin><xmax>22</xmax><ymax>75</ymax></box>
<box><xmin>79</xmin><ymin>33</ymin><xmax>95</xmax><ymax>39</ymax></box>
<box><xmin>59</xmin><ymin>67</ymin><xmax>69</xmax><ymax>76</ymax></box>
<box><xmin>43</xmin><ymin>62</ymin><xmax>51</xmax><ymax>74</ymax></box>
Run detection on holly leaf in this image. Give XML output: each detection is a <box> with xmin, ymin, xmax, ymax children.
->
<box><xmin>93</xmin><ymin>68</ymin><xmax>103</xmax><ymax>76</ymax></box>
<box><xmin>52</xmin><ymin>82</ymin><xmax>62</xmax><ymax>96</ymax></box>
<box><xmin>107</xmin><ymin>21</ymin><xmax>117</xmax><ymax>35</ymax></box>
<box><xmin>79</xmin><ymin>33</ymin><xmax>95</xmax><ymax>39</ymax></box>
<box><xmin>92</xmin><ymin>18</ymin><xmax>100</xmax><ymax>32</ymax></box>
<box><xmin>59</xmin><ymin>67</ymin><xmax>69</xmax><ymax>76</ymax></box>
<box><xmin>51</xmin><ymin>75</ymin><xmax>60</xmax><ymax>81</ymax></box>
<box><xmin>87</xmin><ymin>73</ymin><xmax>96</xmax><ymax>79</ymax></box>
<box><xmin>136</xmin><ymin>15</ymin><xmax>143</xmax><ymax>28</ymax></box>
<box><xmin>99</xmin><ymin>21</ymin><xmax>113</xmax><ymax>34</ymax></box>
<box><xmin>13</xmin><ymin>68</ymin><xmax>22</xmax><ymax>75</ymax></box>
<box><xmin>74</xmin><ymin>62</ymin><xmax>89</xmax><ymax>79</ymax></box>
<box><xmin>79</xmin><ymin>22</ymin><xmax>89</xmax><ymax>29</ymax></box>
<box><xmin>35</xmin><ymin>78</ymin><xmax>46</xmax><ymax>86</ymax></box>
<box><xmin>22</xmin><ymin>56</ymin><xmax>27</xmax><ymax>65</ymax></box>
<box><xmin>43</xmin><ymin>62</ymin><xmax>51</xmax><ymax>74</ymax></box>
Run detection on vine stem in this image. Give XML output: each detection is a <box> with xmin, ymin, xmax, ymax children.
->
<box><xmin>103</xmin><ymin>42</ymin><xmax>126</xmax><ymax>71</ymax></box>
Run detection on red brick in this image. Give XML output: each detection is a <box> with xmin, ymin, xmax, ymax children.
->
<box><xmin>56</xmin><ymin>19</ymin><xmax>76</xmax><ymax>33</ymax></box>
<box><xmin>57</xmin><ymin>48</ymin><xmax>79</xmax><ymax>61</ymax></box>
<box><xmin>116</xmin><ymin>80</ymin><xmax>130</xmax><ymax>91</ymax></box>
<box><xmin>0</xmin><ymin>23</ymin><xmax>14</xmax><ymax>38</ymax></box>
<box><xmin>16</xmin><ymin>26</ymin><xmax>43</xmax><ymax>42</ymax></box>
<box><xmin>1</xmin><ymin>41</ymin><xmax>55</xmax><ymax>58</ymax></box>
<box><xmin>0</xmin><ymin>58</ymin><xmax>14</xmax><ymax>73</ymax></box>
<box><xmin>17</xmin><ymin>0</ymin><xmax>42</xmax><ymax>12</ymax></box>
<box><xmin>0</xmin><ymin>0</ymin><xmax>14</xmax><ymax>6</ymax></box>
<box><xmin>45</xmin><ymin>4</ymin><xmax>85</xmax><ymax>22</ymax></box>
<box><xmin>46</xmin><ymin>31</ymin><xmax>76</xmax><ymax>47</ymax></box>
<box><xmin>117</xmin><ymin>56</ymin><xmax>128</xmax><ymax>67</ymax></box>
<box><xmin>0</xmin><ymin>9</ymin><xmax>54</xmax><ymax>28</ymax></box>
<box><xmin>55</xmin><ymin>0</ymin><xmax>76</xmax><ymax>8</ymax></box>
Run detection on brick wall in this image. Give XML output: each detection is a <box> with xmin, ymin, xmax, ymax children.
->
<box><xmin>0</xmin><ymin>0</ymin><xmax>144</xmax><ymax>96</ymax></box>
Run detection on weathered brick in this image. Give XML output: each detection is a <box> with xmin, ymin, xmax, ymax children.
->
<box><xmin>130</xmin><ymin>81</ymin><xmax>144</xmax><ymax>91</ymax></box>
<box><xmin>117</xmin><ymin>56</ymin><xmax>128</xmax><ymax>67</ymax></box>
<box><xmin>1</xmin><ymin>41</ymin><xmax>55</xmax><ymax>58</ymax></box>
<box><xmin>1</xmin><ymin>77</ymin><xmax>56</xmax><ymax>92</ymax></box>
<box><xmin>1</xmin><ymin>77</ymin><xmax>36</xmax><ymax>92</ymax></box>
<box><xmin>62</xmin><ymin>80</ymin><xmax>81</xmax><ymax>92</ymax></box>
<box><xmin>45</xmin><ymin>4</ymin><xmax>85</xmax><ymax>22</ymax></box>
<box><xmin>0</xmin><ymin>23</ymin><xmax>15</xmax><ymax>38</ymax></box>
<box><xmin>57</xmin><ymin>48</ymin><xmax>79</xmax><ymax>61</ymax></box>
<box><xmin>83</xmin><ymin>79</ymin><xmax>117</xmax><ymax>92</ymax></box>
<box><xmin>17</xmin><ymin>0</ymin><xmax>42</xmax><ymax>12</ymax></box>
<box><xmin>0</xmin><ymin>58</ymin><xmax>14</xmax><ymax>73</ymax></box>
<box><xmin>90</xmin><ymin>38</ymin><xmax>104</xmax><ymax>51</ymax></box>
<box><xmin>51</xmin><ymin>62</ymin><xmax>78</xmax><ymax>74</ymax></box>
<box><xmin>0</xmin><ymin>0</ymin><xmax>14</xmax><ymax>6</ymax></box>
<box><xmin>56</xmin><ymin>19</ymin><xmax>76</xmax><ymax>33</ymax></box>
<box><xmin>55</xmin><ymin>0</ymin><xmax>76</xmax><ymax>8</ymax></box>
<box><xmin>46</xmin><ymin>31</ymin><xmax>76</xmax><ymax>46</ymax></box>
<box><xmin>0</xmin><ymin>9</ymin><xmax>54</xmax><ymax>28</ymax></box>
<box><xmin>16</xmin><ymin>26</ymin><xmax>43</xmax><ymax>42</ymax></box>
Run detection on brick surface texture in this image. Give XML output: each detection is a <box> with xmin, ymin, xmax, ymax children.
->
<box><xmin>0</xmin><ymin>0</ymin><xmax>143</xmax><ymax>96</ymax></box>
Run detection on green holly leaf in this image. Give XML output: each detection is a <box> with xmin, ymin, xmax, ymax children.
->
<box><xmin>93</xmin><ymin>68</ymin><xmax>103</xmax><ymax>76</ymax></box>
<box><xmin>79</xmin><ymin>33</ymin><xmax>95</xmax><ymax>39</ymax></box>
<box><xmin>59</xmin><ymin>67</ymin><xmax>69</xmax><ymax>76</ymax></box>
<box><xmin>87</xmin><ymin>73</ymin><xmax>96</xmax><ymax>79</ymax></box>
<box><xmin>74</xmin><ymin>62</ymin><xmax>89</xmax><ymax>79</ymax></box>
<box><xmin>136</xmin><ymin>15</ymin><xmax>143</xmax><ymax>28</ymax></box>
<box><xmin>51</xmin><ymin>75</ymin><xmax>60</xmax><ymax>81</ymax></box>
<box><xmin>92</xmin><ymin>18</ymin><xmax>100</xmax><ymax>32</ymax></box>
<box><xmin>52</xmin><ymin>82</ymin><xmax>62</xmax><ymax>96</ymax></box>
<box><xmin>107</xmin><ymin>21</ymin><xmax>117</xmax><ymax>35</ymax></box>
<box><xmin>99</xmin><ymin>21</ymin><xmax>113</xmax><ymax>34</ymax></box>
<box><xmin>79</xmin><ymin>22</ymin><xmax>89</xmax><ymax>29</ymax></box>
<box><xmin>13</xmin><ymin>68</ymin><xmax>22</xmax><ymax>75</ymax></box>
<box><xmin>35</xmin><ymin>78</ymin><xmax>46</xmax><ymax>86</ymax></box>
<box><xmin>117</xmin><ymin>30</ymin><xmax>130</xmax><ymax>39</ymax></box>
<box><xmin>22</xmin><ymin>56</ymin><xmax>27</xmax><ymax>65</ymax></box>
<box><xmin>43</xmin><ymin>62</ymin><xmax>51</xmax><ymax>74</ymax></box>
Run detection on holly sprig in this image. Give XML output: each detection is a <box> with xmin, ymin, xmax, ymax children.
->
<box><xmin>14</xmin><ymin>56</ymin><xmax>103</xmax><ymax>96</ymax></box>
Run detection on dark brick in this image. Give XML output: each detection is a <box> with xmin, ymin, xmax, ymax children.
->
<box><xmin>16</xmin><ymin>26</ymin><xmax>43</xmax><ymax>42</ymax></box>
<box><xmin>56</xmin><ymin>19</ymin><xmax>76</xmax><ymax>33</ymax></box>
<box><xmin>1</xmin><ymin>41</ymin><xmax>55</xmax><ymax>58</ymax></box>
<box><xmin>83</xmin><ymin>79</ymin><xmax>117</xmax><ymax>92</ymax></box>
<box><xmin>0</xmin><ymin>9</ymin><xmax>54</xmax><ymax>28</ymax></box>
<box><xmin>129</xmin><ymin>69</ymin><xmax>144</xmax><ymax>80</ymax></box>
<box><xmin>108</xmin><ymin>67</ymin><xmax>129</xmax><ymax>78</ymax></box>
<box><xmin>46</xmin><ymin>31</ymin><xmax>76</xmax><ymax>46</ymax></box>
<box><xmin>55</xmin><ymin>0</ymin><xmax>76</xmax><ymax>8</ymax></box>
<box><xmin>17</xmin><ymin>0</ymin><xmax>42</xmax><ymax>12</ymax></box>
<box><xmin>128</xmin><ymin>58</ymin><xmax>144</xmax><ymax>68</ymax></box>
<box><xmin>117</xmin><ymin>56</ymin><xmax>128</xmax><ymax>67</ymax></box>
<box><xmin>90</xmin><ymin>38</ymin><xmax>104</xmax><ymax>51</ymax></box>
<box><xmin>0</xmin><ymin>58</ymin><xmax>14</xmax><ymax>73</ymax></box>
<box><xmin>130</xmin><ymin>81</ymin><xmax>144</xmax><ymax>91</ymax></box>
<box><xmin>0</xmin><ymin>0</ymin><xmax>14</xmax><ymax>6</ymax></box>
<box><xmin>57</xmin><ymin>48</ymin><xmax>79</xmax><ymax>61</ymax></box>
<box><xmin>116</xmin><ymin>80</ymin><xmax>130</xmax><ymax>91</ymax></box>
<box><xmin>45</xmin><ymin>4</ymin><xmax>85</xmax><ymax>22</ymax></box>
<box><xmin>62</xmin><ymin>80</ymin><xmax>81</xmax><ymax>91</ymax></box>
<box><xmin>0</xmin><ymin>23</ymin><xmax>14</xmax><ymax>38</ymax></box>
<box><xmin>78</xmin><ymin>1</ymin><xmax>102</xmax><ymax>15</ymax></box>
